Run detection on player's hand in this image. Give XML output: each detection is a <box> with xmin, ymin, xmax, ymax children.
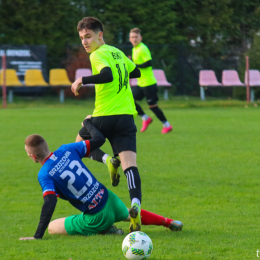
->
<box><xmin>71</xmin><ymin>78</ymin><xmax>82</xmax><ymax>96</ymax></box>
<box><xmin>81</xmin><ymin>115</ymin><xmax>92</xmax><ymax>127</ymax></box>
<box><xmin>128</xmin><ymin>55</ymin><xmax>132</xmax><ymax>60</ymax></box>
<box><xmin>19</xmin><ymin>237</ymin><xmax>36</xmax><ymax>240</ymax></box>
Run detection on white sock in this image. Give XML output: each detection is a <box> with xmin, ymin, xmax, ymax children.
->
<box><xmin>163</xmin><ymin>121</ymin><xmax>170</xmax><ymax>128</ymax></box>
<box><xmin>141</xmin><ymin>114</ymin><xmax>149</xmax><ymax>121</ymax></box>
<box><xmin>102</xmin><ymin>154</ymin><xmax>109</xmax><ymax>164</ymax></box>
<box><xmin>131</xmin><ymin>198</ymin><xmax>141</xmax><ymax>207</ymax></box>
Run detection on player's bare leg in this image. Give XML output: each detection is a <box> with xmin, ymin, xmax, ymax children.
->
<box><xmin>75</xmin><ymin>134</ymin><xmax>120</xmax><ymax>186</ymax></box>
<box><xmin>119</xmin><ymin>151</ymin><xmax>142</xmax><ymax>232</ymax></box>
<box><xmin>48</xmin><ymin>218</ymin><xmax>68</xmax><ymax>235</ymax></box>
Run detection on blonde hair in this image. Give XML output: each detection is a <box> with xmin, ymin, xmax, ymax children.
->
<box><xmin>25</xmin><ymin>134</ymin><xmax>50</xmax><ymax>160</ymax></box>
<box><xmin>130</xmin><ymin>28</ymin><xmax>141</xmax><ymax>35</ymax></box>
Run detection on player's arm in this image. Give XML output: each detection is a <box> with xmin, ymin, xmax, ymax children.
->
<box><xmin>82</xmin><ymin>118</ymin><xmax>106</xmax><ymax>152</ymax></box>
<box><xmin>126</xmin><ymin>57</ymin><xmax>141</xmax><ymax>79</ymax></box>
<box><xmin>134</xmin><ymin>46</ymin><xmax>153</xmax><ymax>68</ymax></box>
<box><xmin>135</xmin><ymin>60</ymin><xmax>152</xmax><ymax>68</ymax></box>
<box><xmin>71</xmin><ymin>67</ymin><xmax>113</xmax><ymax>96</ymax></box>
<box><xmin>20</xmin><ymin>194</ymin><xmax>57</xmax><ymax>240</ymax></box>
<box><xmin>82</xmin><ymin>67</ymin><xmax>113</xmax><ymax>84</ymax></box>
<box><xmin>129</xmin><ymin>66</ymin><xmax>141</xmax><ymax>79</ymax></box>
<box><xmin>34</xmin><ymin>194</ymin><xmax>57</xmax><ymax>239</ymax></box>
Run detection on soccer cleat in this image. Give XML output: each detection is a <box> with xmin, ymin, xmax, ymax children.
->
<box><xmin>129</xmin><ymin>203</ymin><xmax>141</xmax><ymax>232</ymax></box>
<box><xmin>101</xmin><ymin>225</ymin><xmax>124</xmax><ymax>235</ymax></box>
<box><xmin>168</xmin><ymin>220</ymin><xmax>183</xmax><ymax>231</ymax></box>
<box><xmin>161</xmin><ymin>125</ymin><xmax>173</xmax><ymax>134</ymax></box>
<box><xmin>141</xmin><ymin>117</ymin><xmax>153</xmax><ymax>132</ymax></box>
<box><xmin>106</xmin><ymin>156</ymin><xmax>121</xmax><ymax>187</ymax></box>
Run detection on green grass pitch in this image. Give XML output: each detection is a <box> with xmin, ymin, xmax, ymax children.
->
<box><xmin>0</xmin><ymin>98</ymin><xmax>259</xmax><ymax>259</ymax></box>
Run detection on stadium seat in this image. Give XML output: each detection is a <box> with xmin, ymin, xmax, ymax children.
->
<box><xmin>222</xmin><ymin>70</ymin><xmax>245</xmax><ymax>87</ymax></box>
<box><xmin>24</xmin><ymin>69</ymin><xmax>48</xmax><ymax>86</ymax></box>
<box><xmin>129</xmin><ymin>78</ymin><xmax>138</xmax><ymax>87</ymax></box>
<box><xmin>199</xmin><ymin>70</ymin><xmax>222</xmax><ymax>100</ymax></box>
<box><xmin>244</xmin><ymin>70</ymin><xmax>260</xmax><ymax>102</ymax></box>
<box><xmin>49</xmin><ymin>69</ymin><xmax>72</xmax><ymax>86</ymax></box>
<box><xmin>153</xmin><ymin>69</ymin><xmax>172</xmax><ymax>100</ymax></box>
<box><xmin>0</xmin><ymin>69</ymin><xmax>23</xmax><ymax>86</ymax></box>
<box><xmin>0</xmin><ymin>69</ymin><xmax>23</xmax><ymax>103</ymax></box>
<box><xmin>49</xmin><ymin>69</ymin><xmax>72</xmax><ymax>103</ymax></box>
<box><xmin>75</xmin><ymin>68</ymin><xmax>95</xmax><ymax>87</ymax></box>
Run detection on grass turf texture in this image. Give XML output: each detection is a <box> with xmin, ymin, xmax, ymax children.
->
<box><xmin>0</xmin><ymin>97</ymin><xmax>259</xmax><ymax>259</ymax></box>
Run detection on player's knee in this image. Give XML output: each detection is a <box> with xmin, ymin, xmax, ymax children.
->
<box><xmin>75</xmin><ymin>133</ymin><xmax>84</xmax><ymax>142</ymax></box>
<box><xmin>148</xmin><ymin>103</ymin><xmax>157</xmax><ymax>108</ymax></box>
<box><xmin>48</xmin><ymin>222</ymin><xmax>56</xmax><ymax>235</ymax></box>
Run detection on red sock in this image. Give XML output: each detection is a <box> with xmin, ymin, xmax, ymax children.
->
<box><xmin>141</xmin><ymin>209</ymin><xmax>173</xmax><ymax>227</ymax></box>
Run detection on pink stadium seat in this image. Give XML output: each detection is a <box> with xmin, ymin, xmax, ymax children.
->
<box><xmin>244</xmin><ymin>70</ymin><xmax>260</xmax><ymax>102</ymax></box>
<box><xmin>222</xmin><ymin>70</ymin><xmax>245</xmax><ymax>86</ymax></box>
<box><xmin>153</xmin><ymin>69</ymin><xmax>171</xmax><ymax>100</ymax></box>
<box><xmin>75</xmin><ymin>68</ymin><xmax>94</xmax><ymax>87</ymax></box>
<box><xmin>199</xmin><ymin>70</ymin><xmax>222</xmax><ymax>100</ymax></box>
<box><xmin>153</xmin><ymin>69</ymin><xmax>172</xmax><ymax>87</ymax></box>
<box><xmin>199</xmin><ymin>70</ymin><xmax>222</xmax><ymax>86</ymax></box>
<box><xmin>129</xmin><ymin>78</ymin><xmax>138</xmax><ymax>87</ymax></box>
<box><xmin>244</xmin><ymin>70</ymin><xmax>260</xmax><ymax>86</ymax></box>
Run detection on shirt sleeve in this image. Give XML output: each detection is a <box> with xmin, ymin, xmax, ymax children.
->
<box><xmin>140</xmin><ymin>46</ymin><xmax>152</xmax><ymax>63</ymax></box>
<box><xmin>90</xmin><ymin>51</ymin><xmax>110</xmax><ymax>74</ymax></box>
<box><xmin>125</xmin><ymin>56</ymin><xmax>137</xmax><ymax>73</ymax></box>
<box><xmin>38</xmin><ymin>171</ymin><xmax>57</xmax><ymax>197</ymax></box>
<box><xmin>64</xmin><ymin>141</ymin><xmax>91</xmax><ymax>159</ymax></box>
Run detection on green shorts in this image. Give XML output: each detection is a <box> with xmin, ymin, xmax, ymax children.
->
<box><xmin>64</xmin><ymin>190</ymin><xmax>129</xmax><ymax>236</ymax></box>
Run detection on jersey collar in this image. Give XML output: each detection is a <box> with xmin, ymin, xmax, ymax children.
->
<box><xmin>43</xmin><ymin>152</ymin><xmax>53</xmax><ymax>164</ymax></box>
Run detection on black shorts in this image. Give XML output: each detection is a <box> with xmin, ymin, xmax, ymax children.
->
<box><xmin>79</xmin><ymin>115</ymin><xmax>137</xmax><ymax>156</ymax></box>
<box><xmin>131</xmin><ymin>83</ymin><xmax>158</xmax><ymax>106</ymax></box>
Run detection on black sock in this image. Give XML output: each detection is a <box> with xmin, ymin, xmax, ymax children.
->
<box><xmin>135</xmin><ymin>102</ymin><xmax>145</xmax><ymax>116</ymax></box>
<box><xmin>124</xmin><ymin>167</ymin><xmax>142</xmax><ymax>203</ymax></box>
<box><xmin>150</xmin><ymin>106</ymin><xmax>167</xmax><ymax>122</ymax></box>
<box><xmin>88</xmin><ymin>149</ymin><xmax>106</xmax><ymax>163</ymax></box>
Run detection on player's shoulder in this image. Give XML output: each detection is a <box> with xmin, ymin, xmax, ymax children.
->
<box><xmin>101</xmin><ymin>44</ymin><xmax>125</xmax><ymax>57</ymax></box>
<box><xmin>103</xmin><ymin>44</ymin><xmax>121</xmax><ymax>52</ymax></box>
<box><xmin>38</xmin><ymin>164</ymin><xmax>50</xmax><ymax>180</ymax></box>
<box><xmin>140</xmin><ymin>42</ymin><xmax>150</xmax><ymax>51</ymax></box>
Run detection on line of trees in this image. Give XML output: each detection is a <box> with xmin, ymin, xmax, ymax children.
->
<box><xmin>1</xmin><ymin>0</ymin><xmax>259</xmax><ymax>57</ymax></box>
<box><xmin>1</xmin><ymin>0</ymin><xmax>260</xmax><ymax>96</ymax></box>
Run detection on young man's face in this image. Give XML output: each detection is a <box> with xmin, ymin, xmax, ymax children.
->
<box><xmin>25</xmin><ymin>145</ymin><xmax>38</xmax><ymax>163</ymax></box>
<box><xmin>79</xmin><ymin>28</ymin><xmax>103</xmax><ymax>53</ymax></box>
<box><xmin>129</xmin><ymin>32</ymin><xmax>142</xmax><ymax>47</ymax></box>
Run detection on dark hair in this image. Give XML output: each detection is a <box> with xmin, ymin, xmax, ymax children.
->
<box><xmin>130</xmin><ymin>28</ymin><xmax>141</xmax><ymax>34</ymax></box>
<box><xmin>77</xmin><ymin>17</ymin><xmax>104</xmax><ymax>33</ymax></box>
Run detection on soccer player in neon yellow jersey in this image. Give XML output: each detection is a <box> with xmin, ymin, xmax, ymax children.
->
<box><xmin>129</xmin><ymin>28</ymin><xmax>173</xmax><ymax>134</ymax></box>
<box><xmin>71</xmin><ymin>17</ymin><xmax>142</xmax><ymax>232</ymax></box>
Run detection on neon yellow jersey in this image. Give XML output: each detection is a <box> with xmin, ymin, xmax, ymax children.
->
<box><xmin>90</xmin><ymin>44</ymin><xmax>137</xmax><ymax>117</ymax></box>
<box><xmin>132</xmin><ymin>42</ymin><xmax>157</xmax><ymax>87</ymax></box>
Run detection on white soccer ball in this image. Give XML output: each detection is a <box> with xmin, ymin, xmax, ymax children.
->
<box><xmin>122</xmin><ymin>231</ymin><xmax>153</xmax><ymax>260</ymax></box>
